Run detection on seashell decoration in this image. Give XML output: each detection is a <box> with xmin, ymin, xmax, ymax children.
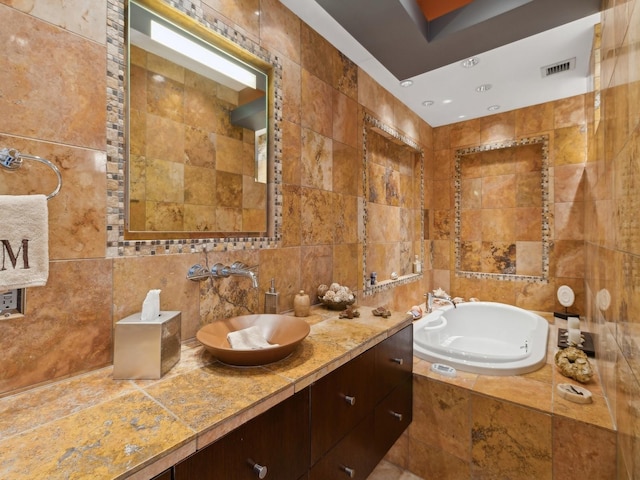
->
<box><xmin>317</xmin><ymin>283</ymin><xmax>356</xmax><ymax>310</ymax></box>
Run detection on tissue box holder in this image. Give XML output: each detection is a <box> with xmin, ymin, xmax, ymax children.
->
<box><xmin>113</xmin><ymin>311</ymin><xmax>181</xmax><ymax>379</ymax></box>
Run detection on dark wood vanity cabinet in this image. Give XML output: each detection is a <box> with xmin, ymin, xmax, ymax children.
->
<box><xmin>310</xmin><ymin>347</ymin><xmax>377</xmax><ymax>464</ymax></box>
<box><xmin>171</xmin><ymin>324</ymin><xmax>412</xmax><ymax>480</ymax></box>
<box><xmin>309</xmin><ymin>324</ymin><xmax>413</xmax><ymax>480</ymax></box>
<box><xmin>174</xmin><ymin>388</ymin><xmax>310</xmax><ymax>480</ymax></box>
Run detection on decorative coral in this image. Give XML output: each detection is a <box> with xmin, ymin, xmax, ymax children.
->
<box><xmin>339</xmin><ymin>306</ymin><xmax>360</xmax><ymax>319</ymax></box>
<box><xmin>555</xmin><ymin>347</ymin><xmax>594</xmax><ymax>383</ymax></box>
<box><xmin>372</xmin><ymin>306</ymin><xmax>391</xmax><ymax>318</ymax></box>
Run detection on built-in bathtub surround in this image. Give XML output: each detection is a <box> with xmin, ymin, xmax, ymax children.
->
<box><xmin>385</xmin><ymin>321</ymin><xmax>616</xmax><ymax>479</ymax></box>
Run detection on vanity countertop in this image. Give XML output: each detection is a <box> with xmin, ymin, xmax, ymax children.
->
<box><xmin>0</xmin><ymin>306</ymin><xmax>412</xmax><ymax>480</ymax></box>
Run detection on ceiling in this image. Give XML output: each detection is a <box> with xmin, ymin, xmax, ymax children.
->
<box><xmin>278</xmin><ymin>0</ymin><xmax>602</xmax><ymax>127</ymax></box>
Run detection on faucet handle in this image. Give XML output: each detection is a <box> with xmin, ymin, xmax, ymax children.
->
<box><xmin>187</xmin><ymin>264</ymin><xmax>209</xmax><ymax>281</ymax></box>
<box><xmin>210</xmin><ymin>263</ymin><xmax>228</xmax><ymax>277</ymax></box>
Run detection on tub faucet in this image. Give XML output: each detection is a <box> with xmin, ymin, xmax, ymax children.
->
<box><xmin>425</xmin><ymin>292</ymin><xmax>457</xmax><ymax>313</ymax></box>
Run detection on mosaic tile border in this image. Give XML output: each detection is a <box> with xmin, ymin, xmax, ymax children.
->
<box><xmin>105</xmin><ymin>0</ymin><xmax>283</xmax><ymax>257</ymax></box>
<box><xmin>453</xmin><ymin>135</ymin><xmax>551</xmax><ymax>283</ymax></box>
<box><xmin>362</xmin><ymin>112</ymin><xmax>425</xmax><ymax>296</ymax></box>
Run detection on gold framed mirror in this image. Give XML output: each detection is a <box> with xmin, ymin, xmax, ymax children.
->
<box><xmin>362</xmin><ymin>112</ymin><xmax>424</xmax><ymax>295</ymax></box>
<box><xmin>105</xmin><ymin>0</ymin><xmax>282</xmax><ymax>256</ymax></box>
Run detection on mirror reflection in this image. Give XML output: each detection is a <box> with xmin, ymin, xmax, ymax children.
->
<box><xmin>126</xmin><ymin>0</ymin><xmax>270</xmax><ymax>235</ymax></box>
<box><xmin>363</xmin><ymin>113</ymin><xmax>424</xmax><ymax>295</ymax></box>
<box><xmin>454</xmin><ymin>136</ymin><xmax>550</xmax><ymax>281</ymax></box>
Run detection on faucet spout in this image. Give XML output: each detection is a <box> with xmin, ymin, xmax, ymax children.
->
<box><xmin>228</xmin><ymin>261</ymin><xmax>259</xmax><ymax>288</ymax></box>
<box><xmin>425</xmin><ymin>292</ymin><xmax>457</xmax><ymax>313</ymax></box>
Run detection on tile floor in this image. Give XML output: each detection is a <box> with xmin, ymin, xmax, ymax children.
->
<box><xmin>367</xmin><ymin>460</ymin><xmax>424</xmax><ymax>480</ymax></box>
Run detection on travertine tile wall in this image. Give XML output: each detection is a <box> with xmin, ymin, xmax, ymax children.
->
<box><xmin>585</xmin><ymin>1</ymin><xmax>640</xmax><ymax>478</ymax></box>
<box><xmin>0</xmin><ymin>0</ymin><xmax>430</xmax><ymax>396</ymax></box>
<box><xmin>431</xmin><ymin>95</ymin><xmax>588</xmax><ymax>315</ymax></box>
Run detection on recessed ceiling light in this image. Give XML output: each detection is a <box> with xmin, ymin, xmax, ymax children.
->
<box><xmin>422</xmin><ymin>100</ymin><xmax>434</xmax><ymax>107</ymax></box>
<box><xmin>476</xmin><ymin>84</ymin><xmax>492</xmax><ymax>92</ymax></box>
<box><xmin>400</xmin><ymin>80</ymin><xmax>413</xmax><ymax>87</ymax></box>
<box><xmin>442</xmin><ymin>99</ymin><xmax>453</xmax><ymax>104</ymax></box>
<box><xmin>458</xmin><ymin>115</ymin><xmax>466</xmax><ymax>119</ymax></box>
<box><xmin>461</xmin><ymin>57</ymin><xmax>479</xmax><ymax>68</ymax></box>
<box><xmin>488</xmin><ymin>105</ymin><xmax>501</xmax><ymax>111</ymax></box>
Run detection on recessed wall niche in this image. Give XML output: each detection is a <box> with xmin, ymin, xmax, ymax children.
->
<box><xmin>363</xmin><ymin>112</ymin><xmax>424</xmax><ymax>295</ymax></box>
<box><xmin>454</xmin><ymin>136</ymin><xmax>550</xmax><ymax>282</ymax></box>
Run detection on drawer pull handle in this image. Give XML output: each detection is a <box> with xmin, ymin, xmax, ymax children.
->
<box><xmin>253</xmin><ymin>463</ymin><xmax>268</xmax><ymax>479</ymax></box>
<box><xmin>342</xmin><ymin>466</ymin><xmax>356</xmax><ymax>477</ymax></box>
<box><xmin>390</xmin><ymin>411</ymin><xmax>403</xmax><ymax>421</ymax></box>
<box><xmin>391</xmin><ymin>357</ymin><xmax>404</xmax><ymax>365</ymax></box>
<box><xmin>344</xmin><ymin>395</ymin><xmax>356</xmax><ymax>406</ymax></box>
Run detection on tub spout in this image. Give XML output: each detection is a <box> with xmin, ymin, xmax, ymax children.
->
<box><xmin>425</xmin><ymin>292</ymin><xmax>457</xmax><ymax>313</ymax></box>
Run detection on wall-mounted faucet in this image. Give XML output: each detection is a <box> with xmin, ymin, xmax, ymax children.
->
<box><xmin>187</xmin><ymin>261</ymin><xmax>258</xmax><ymax>288</ymax></box>
<box><xmin>425</xmin><ymin>292</ymin><xmax>457</xmax><ymax>313</ymax></box>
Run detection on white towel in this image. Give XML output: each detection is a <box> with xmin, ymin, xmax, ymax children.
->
<box><xmin>227</xmin><ymin>326</ymin><xmax>279</xmax><ymax>350</ymax></box>
<box><xmin>0</xmin><ymin>195</ymin><xmax>49</xmax><ymax>290</ymax></box>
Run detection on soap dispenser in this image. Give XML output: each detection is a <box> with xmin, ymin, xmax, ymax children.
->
<box><xmin>265</xmin><ymin>278</ymin><xmax>279</xmax><ymax>314</ymax></box>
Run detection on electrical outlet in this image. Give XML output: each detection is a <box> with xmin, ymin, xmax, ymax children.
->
<box><xmin>1</xmin><ymin>289</ymin><xmax>23</xmax><ymax>314</ymax></box>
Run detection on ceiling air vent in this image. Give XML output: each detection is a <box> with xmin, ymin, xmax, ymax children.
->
<box><xmin>541</xmin><ymin>57</ymin><xmax>576</xmax><ymax>77</ymax></box>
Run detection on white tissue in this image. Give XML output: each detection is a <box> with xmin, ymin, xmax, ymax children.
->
<box><xmin>140</xmin><ymin>289</ymin><xmax>161</xmax><ymax>322</ymax></box>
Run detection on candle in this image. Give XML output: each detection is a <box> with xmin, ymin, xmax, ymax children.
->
<box><xmin>567</xmin><ymin>317</ymin><xmax>580</xmax><ymax>330</ymax></box>
<box><xmin>567</xmin><ymin>328</ymin><xmax>582</xmax><ymax>346</ymax></box>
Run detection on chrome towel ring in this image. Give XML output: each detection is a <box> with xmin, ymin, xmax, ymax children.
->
<box><xmin>0</xmin><ymin>148</ymin><xmax>62</xmax><ymax>200</ymax></box>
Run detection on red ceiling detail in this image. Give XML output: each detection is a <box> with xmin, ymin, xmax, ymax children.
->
<box><xmin>416</xmin><ymin>0</ymin><xmax>475</xmax><ymax>20</ymax></box>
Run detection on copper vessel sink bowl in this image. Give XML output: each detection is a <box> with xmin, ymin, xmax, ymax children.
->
<box><xmin>196</xmin><ymin>314</ymin><xmax>310</xmax><ymax>366</ymax></box>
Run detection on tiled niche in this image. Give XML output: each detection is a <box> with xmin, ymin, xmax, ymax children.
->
<box><xmin>454</xmin><ymin>136</ymin><xmax>550</xmax><ymax>282</ymax></box>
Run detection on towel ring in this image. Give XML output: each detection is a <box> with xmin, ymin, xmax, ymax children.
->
<box><xmin>0</xmin><ymin>148</ymin><xmax>62</xmax><ymax>200</ymax></box>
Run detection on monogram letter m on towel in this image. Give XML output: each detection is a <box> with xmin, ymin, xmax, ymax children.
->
<box><xmin>0</xmin><ymin>195</ymin><xmax>49</xmax><ymax>290</ymax></box>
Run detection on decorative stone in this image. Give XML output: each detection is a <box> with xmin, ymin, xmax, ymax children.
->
<box><xmin>554</xmin><ymin>346</ymin><xmax>594</xmax><ymax>383</ymax></box>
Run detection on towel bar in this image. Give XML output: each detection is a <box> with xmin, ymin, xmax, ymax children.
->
<box><xmin>0</xmin><ymin>148</ymin><xmax>62</xmax><ymax>200</ymax></box>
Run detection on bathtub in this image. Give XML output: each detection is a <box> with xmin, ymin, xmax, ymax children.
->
<box><xmin>413</xmin><ymin>301</ymin><xmax>549</xmax><ymax>375</ymax></box>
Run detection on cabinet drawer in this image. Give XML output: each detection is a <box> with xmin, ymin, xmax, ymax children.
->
<box><xmin>374</xmin><ymin>378</ymin><xmax>413</xmax><ymax>459</ymax></box>
<box><xmin>309</xmin><ymin>415</ymin><xmax>376</xmax><ymax>480</ymax></box>
<box><xmin>175</xmin><ymin>388</ymin><xmax>309</xmax><ymax>480</ymax></box>
<box><xmin>374</xmin><ymin>324</ymin><xmax>413</xmax><ymax>403</ymax></box>
<box><xmin>310</xmin><ymin>347</ymin><xmax>376</xmax><ymax>463</ymax></box>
